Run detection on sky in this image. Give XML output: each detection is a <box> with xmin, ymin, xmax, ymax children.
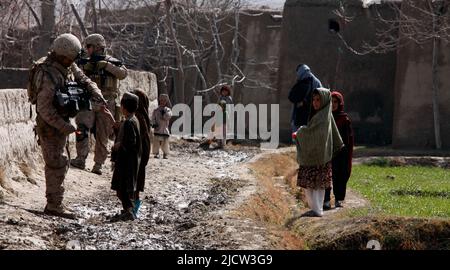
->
<box><xmin>243</xmin><ymin>0</ymin><xmax>400</xmax><ymax>9</ymax></box>
<box><xmin>67</xmin><ymin>0</ymin><xmax>400</xmax><ymax>10</ymax></box>
<box><xmin>68</xmin><ymin>0</ymin><xmax>286</xmax><ymax>10</ymax></box>
<box><xmin>246</xmin><ymin>0</ymin><xmax>285</xmax><ymax>9</ymax></box>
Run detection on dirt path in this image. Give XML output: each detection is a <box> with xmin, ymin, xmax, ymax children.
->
<box><xmin>1</xmin><ymin>140</ymin><xmax>287</xmax><ymax>250</ymax></box>
<box><xmin>1</xmin><ymin>143</ymin><xmax>384</xmax><ymax>250</ymax></box>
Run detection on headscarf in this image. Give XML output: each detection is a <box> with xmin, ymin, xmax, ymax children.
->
<box><xmin>331</xmin><ymin>91</ymin><xmax>345</xmax><ymax>113</ymax></box>
<box><xmin>132</xmin><ymin>88</ymin><xmax>151</xmax><ymax>131</ymax></box>
<box><xmin>296</xmin><ymin>64</ymin><xmax>322</xmax><ymax>90</ymax></box>
<box><xmin>296</xmin><ymin>88</ymin><xmax>343</xmax><ymax>166</ymax></box>
<box><xmin>159</xmin><ymin>94</ymin><xmax>172</xmax><ymax>108</ymax></box>
<box><xmin>331</xmin><ymin>91</ymin><xmax>348</xmax><ymax>127</ymax></box>
<box><xmin>331</xmin><ymin>90</ymin><xmax>353</xmax><ymax>175</ymax></box>
<box><xmin>131</xmin><ymin>89</ymin><xmax>151</xmax><ymax>190</ymax></box>
<box><xmin>220</xmin><ymin>85</ymin><xmax>232</xmax><ymax>96</ymax></box>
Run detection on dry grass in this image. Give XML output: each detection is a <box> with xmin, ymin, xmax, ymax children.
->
<box><xmin>236</xmin><ymin>151</ymin><xmax>305</xmax><ymax>249</ymax></box>
<box><xmin>268</xmin><ymin>229</ymin><xmax>306</xmax><ymax>250</ymax></box>
<box><xmin>239</xmin><ymin>152</ymin><xmax>297</xmax><ymax>225</ymax></box>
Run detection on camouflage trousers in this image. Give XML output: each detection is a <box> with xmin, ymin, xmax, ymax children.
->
<box><xmin>36</xmin><ymin>116</ymin><xmax>68</xmax><ymax>208</ymax></box>
<box><xmin>74</xmin><ymin>99</ymin><xmax>117</xmax><ymax>165</ymax></box>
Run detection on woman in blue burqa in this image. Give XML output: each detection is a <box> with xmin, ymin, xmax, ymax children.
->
<box><xmin>288</xmin><ymin>64</ymin><xmax>322</xmax><ymax>134</ymax></box>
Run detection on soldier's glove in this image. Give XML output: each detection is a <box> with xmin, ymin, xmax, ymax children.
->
<box><xmin>96</xmin><ymin>60</ymin><xmax>108</xmax><ymax>70</ymax></box>
<box><xmin>61</xmin><ymin>124</ymin><xmax>77</xmax><ymax>136</ymax></box>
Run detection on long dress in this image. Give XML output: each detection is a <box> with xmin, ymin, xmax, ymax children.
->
<box><xmin>133</xmin><ymin>90</ymin><xmax>151</xmax><ymax>193</ymax></box>
<box><xmin>297</xmin><ymin>162</ymin><xmax>332</xmax><ymax>190</ymax></box>
<box><xmin>111</xmin><ymin>115</ymin><xmax>142</xmax><ymax>194</ymax></box>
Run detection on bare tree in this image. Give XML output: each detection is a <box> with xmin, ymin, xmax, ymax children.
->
<box><xmin>1</xmin><ymin>0</ymin><xmax>276</xmax><ymax>110</ymax></box>
<box><xmin>91</xmin><ymin>0</ymin><xmax>249</xmax><ymax>105</ymax></box>
<box><xmin>334</xmin><ymin>0</ymin><xmax>449</xmax><ymax>149</ymax></box>
<box><xmin>0</xmin><ymin>0</ymin><xmax>89</xmax><ymax>65</ymax></box>
<box><xmin>164</xmin><ymin>0</ymin><xmax>185</xmax><ymax>104</ymax></box>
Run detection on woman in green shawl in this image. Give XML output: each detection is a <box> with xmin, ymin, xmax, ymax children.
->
<box><xmin>294</xmin><ymin>88</ymin><xmax>343</xmax><ymax>217</ymax></box>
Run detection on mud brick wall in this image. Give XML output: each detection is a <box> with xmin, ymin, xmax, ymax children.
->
<box><xmin>118</xmin><ymin>70</ymin><xmax>159</xmax><ymax>114</ymax></box>
<box><xmin>277</xmin><ymin>0</ymin><xmax>397</xmax><ymax>145</ymax></box>
<box><xmin>0</xmin><ymin>89</ymin><xmax>37</xmax><ymax>168</ymax></box>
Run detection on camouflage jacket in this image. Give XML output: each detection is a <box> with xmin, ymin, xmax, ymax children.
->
<box><xmin>34</xmin><ymin>55</ymin><xmax>104</xmax><ymax>134</ymax></box>
<box><xmin>80</xmin><ymin>55</ymin><xmax>128</xmax><ymax>101</ymax></box>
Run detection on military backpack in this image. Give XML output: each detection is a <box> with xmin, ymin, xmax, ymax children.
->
<box><xmin>27</xmin><ymin>57</ymin><xmax>50</xmax><ymax>105</ymax></box>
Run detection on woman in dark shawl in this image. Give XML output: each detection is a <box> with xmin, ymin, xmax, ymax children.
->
<box><xmin>324</xmin><ymin>91</ymin><xmax>354</xmax><ymax>209</ymax></box>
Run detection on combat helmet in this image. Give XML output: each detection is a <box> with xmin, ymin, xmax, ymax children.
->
<box><xmin>51</xmin><ymin>33</ymin><xmax>82</xmax><ymax>60</ymax></box>
<box><xmin>85</xmin><ymin>33</ymin><xmax>106</xmax><ymax>48</ymax></box>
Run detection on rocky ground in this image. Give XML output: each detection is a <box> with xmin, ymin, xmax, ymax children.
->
<box><xmin>0</xmin><ymin>140</ymin><xmax>274</xmax><ymax>250</ymax></box>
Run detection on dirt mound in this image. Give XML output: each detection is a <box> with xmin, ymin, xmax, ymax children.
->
<box><xmin>296</xmin><ymin>216</ymin><xmax>450</xmax><ymax>250</ymax></box>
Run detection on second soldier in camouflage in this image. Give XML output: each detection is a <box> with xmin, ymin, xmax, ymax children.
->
<box><xmin>71</xmin><ymin>34</ymin><xmax>128</xmax><ymax>175</ymax></box>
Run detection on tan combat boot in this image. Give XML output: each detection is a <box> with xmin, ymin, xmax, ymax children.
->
<box><xmin>91</xmin><ymin>163</ymin><xmax>102</xmax><ymax>175</ymax></box>
<box><xmin>44</xmin><ymin>204</ymin><xmax>77</xmax><ymax>219</ymax></box>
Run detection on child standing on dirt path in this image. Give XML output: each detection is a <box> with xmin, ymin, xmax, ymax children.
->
<box><xmin>323</xmin><ymin>91</ymin><xmax>354</xmax><ymax>209</ymax></box>
<box><xmin>151</xmin><ymin>94</ymin><xmax>172</xmax><ymax>159</ymax></box>
<box><xmin>106</xmin><ymin>92</ymin><xmax>142</xmax><ymax>221</ymax></box>
<box><xmin>294</xmin><ymin>88</ymin><xmax>343</xmax><ymax>217</ymax></box>
<box><xmin>200</xmin><ymin>85</ymin><xmax>233</xmax><ymax>149</ymax></box>
<box><xmin>131</xmin><ymin>89</ymin><xmax>151</xmax><ymax>216</ymax></box>
<box><xmin>217</xmin><ymin>85</ymin><xmax>233</xmax><ymax>148</ymax></box>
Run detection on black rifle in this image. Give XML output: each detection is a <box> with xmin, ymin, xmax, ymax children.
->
<box><xmin>54</xmin><ymin>82</ymin><xmax>92</xmax><ymax>118</ymax></box>
<box><xmin>76</xmin><ymin>50</ymin><xmax>123</xmax><ymax>67</ymax></box>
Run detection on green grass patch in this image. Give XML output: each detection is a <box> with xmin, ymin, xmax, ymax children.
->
<box><xmin>349</xmin><ymin>165</ymin><xmax>450</xmax><ymax>218</ymax></box>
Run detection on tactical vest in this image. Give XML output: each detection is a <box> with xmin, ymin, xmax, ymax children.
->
<box><xmin>82</xmin><ymin>55</ymin><xmax>119</xmax><ymax>101</ymax></box>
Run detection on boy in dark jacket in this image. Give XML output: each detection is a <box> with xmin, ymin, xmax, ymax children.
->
<box><xmin>109</xmin><ymin>92</ymin><xmax>142</xmax><ymax>221</ymax></box>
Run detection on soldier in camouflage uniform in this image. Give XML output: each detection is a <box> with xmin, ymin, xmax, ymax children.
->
<box><xmin>70</xmin><ymin>34</ymin><xmax>128</xmax><ymax>175</ymax></box>
<box><xmin>33</xmin><ymin>33</ymin><xmax>106</xmax><ymax>219</ymax></box>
